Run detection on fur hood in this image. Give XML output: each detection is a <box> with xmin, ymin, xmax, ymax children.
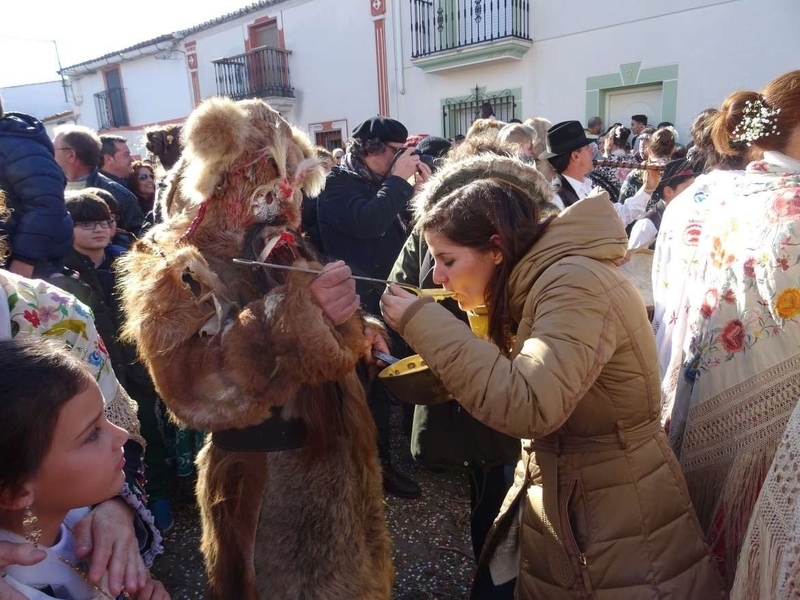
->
<box><xmin>413</xmin><ymin>153</ymin><xmax>557</xmax><ymax>220</ymax></box>
<box><xmin>160</xmin><ymin>97</ymin><xmax>325</xmax><ymax>233</ymax></box>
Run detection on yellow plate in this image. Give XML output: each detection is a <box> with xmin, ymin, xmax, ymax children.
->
<box><xmin>415</xmin><ymin>288</ymin><xmax>456</xmax><ymax>301</ymax></box>
<box><xmin>378</xmin><ymin>354</ymin><xmax>452</xmax><ymax>405</ymax></box>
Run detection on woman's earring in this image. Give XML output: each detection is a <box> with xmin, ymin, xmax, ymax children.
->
<box><xmin>22</xmin><ymin>506</ymin><xmax>42</xmax><ymax>545</ymax></box>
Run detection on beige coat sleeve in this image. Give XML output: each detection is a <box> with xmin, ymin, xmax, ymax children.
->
<box><xmin>400</xmin><ymin>266</ymin><xmax>617</xmax><ymax>439</ymax></box>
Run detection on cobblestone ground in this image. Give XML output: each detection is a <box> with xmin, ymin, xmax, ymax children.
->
<box><xmin>151</xmin><ymin>404</ymin><xmax>475</xmax><ymax>599</ymax></box>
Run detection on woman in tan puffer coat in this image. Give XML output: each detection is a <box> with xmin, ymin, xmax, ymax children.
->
<box><xmin>381</xmin><ymin>155</ymin><xmax>725</xmax><ymax>599</ymax></box>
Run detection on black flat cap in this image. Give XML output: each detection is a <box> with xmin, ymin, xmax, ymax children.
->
<box><xmin>351</xmin><ymin>116</ymin><xmax>408</xmax><ymax>144</ymax></box>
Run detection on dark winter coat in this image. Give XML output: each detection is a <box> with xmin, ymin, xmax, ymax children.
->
<box><xmin>317</xmin><ymin>167</ymin><xmax>414</xmax><ymax>314</ymax></box>
<box><xmin>61</xmin><ymin>250</ymin><xmax>128</xmax><ymax>384</ymax></box>
<box><xmin>60</xmin><ymin>249</ymin><xmax>156</xmax><ymax>397</ymax></box>
<box><xmin>0</xmin><ymin>112</ymin><xmax>72</xmax><ymax>266</ymax></box>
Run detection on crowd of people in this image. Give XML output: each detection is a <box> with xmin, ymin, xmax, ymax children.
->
<box><xmin>0</xmin><ymin>67</ymin><xmax>797</xmax><ymax>599</ymax></box>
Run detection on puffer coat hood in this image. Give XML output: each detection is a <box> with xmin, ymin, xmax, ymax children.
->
<box><xmin>0</xmin><ymin>112</ymin><xmax>72</xmax><ymax>264</ymax></box>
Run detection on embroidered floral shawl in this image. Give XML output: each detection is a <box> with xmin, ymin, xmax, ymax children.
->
<box><xmin>664</xmin><ymin>155</ymin><xmax>800</xmax><ymax>583</ymax></box>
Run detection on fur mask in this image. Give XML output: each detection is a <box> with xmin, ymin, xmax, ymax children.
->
<box><xmin>169</xmin><ymin>97</ymin><xmax>325</xmax><ymax>238</ymax></box>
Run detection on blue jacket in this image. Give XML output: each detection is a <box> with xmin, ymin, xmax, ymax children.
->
<box><xmin>0</xmin><ymin>112</ymin><xmax>72</xmax><ymax>265</ymax></box>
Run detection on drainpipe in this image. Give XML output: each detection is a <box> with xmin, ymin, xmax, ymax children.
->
<box><xmin>392</xmin><ymin>0</ymin><xmax>405</xmax><ymax>96</ymax></box>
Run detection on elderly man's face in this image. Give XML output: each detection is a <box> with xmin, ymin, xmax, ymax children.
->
<box><xmin>53</xmin><ymin>134</ymin><xmax>75</xmax><ymax>173</ymax></box>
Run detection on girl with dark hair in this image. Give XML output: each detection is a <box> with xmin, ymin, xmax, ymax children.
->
<box><xmin>127</xmin><ymin>162</ymin><xmax>156</xmax><ymax>216</ymax></box>
<box><xmin>0</xmin><ymin>337</ymin><xmax>169</xmax><ymax>599</ymax></box>
<box><xmin>662</xmin><ymin>69</ymin><xmax>800</xmax><ymax>588</ymax></box>
<box><xmin>381</xmin><ymin>156</ymin><xmax>724</xmax><ymax>599</ymax></box>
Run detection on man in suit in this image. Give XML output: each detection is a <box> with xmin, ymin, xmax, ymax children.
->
<box><xmin>540</xmin><ymin>120</ymin><xmax>596</xmax><ymax>210</ymax></box>
<box><xmin>541</xmin><ymin>120</ymin><xmax>656</xmax><ymax>226</ymax></box>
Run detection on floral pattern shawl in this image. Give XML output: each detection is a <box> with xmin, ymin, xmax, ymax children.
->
<box><xmin>0</xmin><ymin>271</ymin><xmax>142</xmax><ymax>437</ymax></box>
<box><xmin>663</xmin><ymin>154</ymin><xmax>800</xmax><ymax>583</ymax></box>
<box><xmin>652</xmin><ymin>169</ymin><xmax>744</xmax><ymax>380</ymax></box>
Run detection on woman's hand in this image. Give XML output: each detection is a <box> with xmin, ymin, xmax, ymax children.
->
<box><xmin>380</xmin><ymin>284</ymin><xmax>420</xmax><ymax>332</ymax></box>
<box><xmin>73</xmin><ymin>498</ymin><xmax>147</xmax><ymax>595</ymax></box>
<box><xmin>643</xmin><ymin>165</ymin><xmax>662</xmax><ymax>193</ymax></box>
<box><xmin>0</xmin><ymin>542</ymin><xmax>46</xmax><ymax>600</ymax></box>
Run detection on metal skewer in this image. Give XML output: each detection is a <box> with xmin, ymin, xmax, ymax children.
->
<box><xmin>232</xmin><ymin>258</ymin><xmax>454</xmax><ymax>299</ymax></box>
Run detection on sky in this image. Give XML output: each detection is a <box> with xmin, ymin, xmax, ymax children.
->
<box><xmin>0</xmin><ymin>0</ymin><xmax>259</xmax><ymax>87</ymax></box>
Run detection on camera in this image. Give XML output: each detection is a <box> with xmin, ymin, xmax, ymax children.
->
<box><xmin>411</xmin><ymin>149</ymin><xmax>436</xmax><ymax>169</ymax></box>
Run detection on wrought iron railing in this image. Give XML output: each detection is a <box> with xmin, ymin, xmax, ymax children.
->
<box><xmin>213</xmin><ymin>46</ymin><xmax>294</xmax><ymax>101</ymax></box>
<box><xmin>442</xmin><ymin>87</ymin><xmax>517</xmax><ymax>137</ymax></box>
<box><xmin>410</xmin><ymin>0</ymin><xmax>530</xmax><ymax>58</ymax></box>
<box><xmin>94</xmin><ymin>88</ymin><xmax>129</xmax><ymax>129</ymax></box>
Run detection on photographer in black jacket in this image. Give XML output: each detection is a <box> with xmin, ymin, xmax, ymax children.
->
<box><xmin>317</xmin><ymin>117</ymin><xmax>431</xmax><ymax>499</ymax></box>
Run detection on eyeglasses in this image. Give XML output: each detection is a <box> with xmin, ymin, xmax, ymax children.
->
<box><xmin>55</xmin><ymin>147</ymin><xmax>73</xmax><ymax>153</ymax></box>
<box><xmin>138</xmin><ymin>172</ymin><xmax>154</xmax><ymax>181</ymax></box>
<box><xmin>75</xmin><ymin>220</ymin><xmax>114</xmax><ymax>230</ymax></box>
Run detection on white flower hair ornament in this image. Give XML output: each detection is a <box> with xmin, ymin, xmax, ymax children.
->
<box><xmin>731</xmin><ymin>96</ymin><xmax>781</xmax><ymax>145</ymax></box>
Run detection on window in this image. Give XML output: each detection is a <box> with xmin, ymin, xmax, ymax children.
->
<box><xmin>410</xmin><ymin>0</ymin><xmax>530</xmax><ymax>58</ymax></box>
<box><xmin>94</xmin><ymin>67</ymin><xmax>129</xmax><ymax>129</ymax></box>
<box><xmin>442</xmin><ymin>87</ymin><xmax>517</xmax><ymax>138</ymax></box>
<box><xmin>315</xmin><ymin>130</ymin><xmax>343</xmax><ymax>151</ymax></box>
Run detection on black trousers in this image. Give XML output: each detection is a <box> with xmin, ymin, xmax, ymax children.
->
<box><xmin>367</xmin><ymin>378</ymin><xmax>392</xmax><ymax>463</ymax></box>
<box><xmin>470</xmin><ymin>462</ymin><xmax>517</xmax><ymax>600</ymax></box>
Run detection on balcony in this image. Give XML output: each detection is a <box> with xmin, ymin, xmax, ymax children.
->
<box><xmin>94</xmin><ymin>88</ymin><xmax>129</xmax><ymax>129</ymax></box>
<box><xmin>213</xmin><ymin>46</ymin><xmax>295</xmax><ymax>113</ymax></box>
<box><xmin>409</xmin><ymin>0</ymin><xmax>532</xmax><ymax>73</ymax></box>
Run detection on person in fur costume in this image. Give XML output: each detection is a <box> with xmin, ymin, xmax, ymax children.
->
<box><xmin>116</xmin><ymin>97</ymin><xmax>393</xmax><ymax>599</ymax></box>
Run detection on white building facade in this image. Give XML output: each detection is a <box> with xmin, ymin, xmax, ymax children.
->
<box><xmin>394</xmin><ymin>0</ymin><xmax>800</xmax><ymax>140</ymax></box>
<box><xmin>60</xmin><ymin>0</ymin><xmax>800</xmax><ymax>155</ymax></box>
<box><xmin>0</xmin><ymin>80</ymin><xmax>72</xmax><ymax>121</ymax></box>
<box><xmin>60</xmin><ymin>0</ymin><xmax>392</xmax><ymax>157</ymax></box>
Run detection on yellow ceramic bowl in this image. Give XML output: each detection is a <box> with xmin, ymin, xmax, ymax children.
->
<box><xmin>379</xmin><ymin>308</ymin><xmax>489</xmax><ymax>405</ymax></box>
<box><xmin>378</xmin><ymin>354</ymin><xmax>452</xmax><ymax>406</ymax></box>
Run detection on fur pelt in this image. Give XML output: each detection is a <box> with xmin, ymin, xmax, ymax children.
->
<box><xmin>117</xmin><ymin>97</ymin><xmax>392</xmax><ymax>598</ymax></box>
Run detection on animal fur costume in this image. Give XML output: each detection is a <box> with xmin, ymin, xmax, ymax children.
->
<box><xmin>116</xmin><ymin>97</ymin><xmax>393</xmax><ymax>599</ymax></box>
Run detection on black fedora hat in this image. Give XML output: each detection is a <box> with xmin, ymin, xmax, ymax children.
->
<box><xmin>539</xmin><ymin>120</ymin><xmax>593</xmax><ymax>159</ymax></box>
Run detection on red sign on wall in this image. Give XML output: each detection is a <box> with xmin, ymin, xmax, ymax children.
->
<box><xmin>371</xmin><ymin>0</ymin><xmax>386</xmax><ymax>17</ymax></box>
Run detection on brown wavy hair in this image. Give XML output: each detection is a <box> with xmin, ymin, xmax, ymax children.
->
<box><xmin>647</xmin><ymin>128</ymin><xmax>676</xmax><ymax>159</ymax></box>
<box><xmin>712</xmin><ymin>69</ymin><xmax>800</xmax><ymax>157</ymax></box>
<box><xmin>418</xmin><ymin>179</ymin><xmax>552</xmax><ymax>351</ymax></box>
